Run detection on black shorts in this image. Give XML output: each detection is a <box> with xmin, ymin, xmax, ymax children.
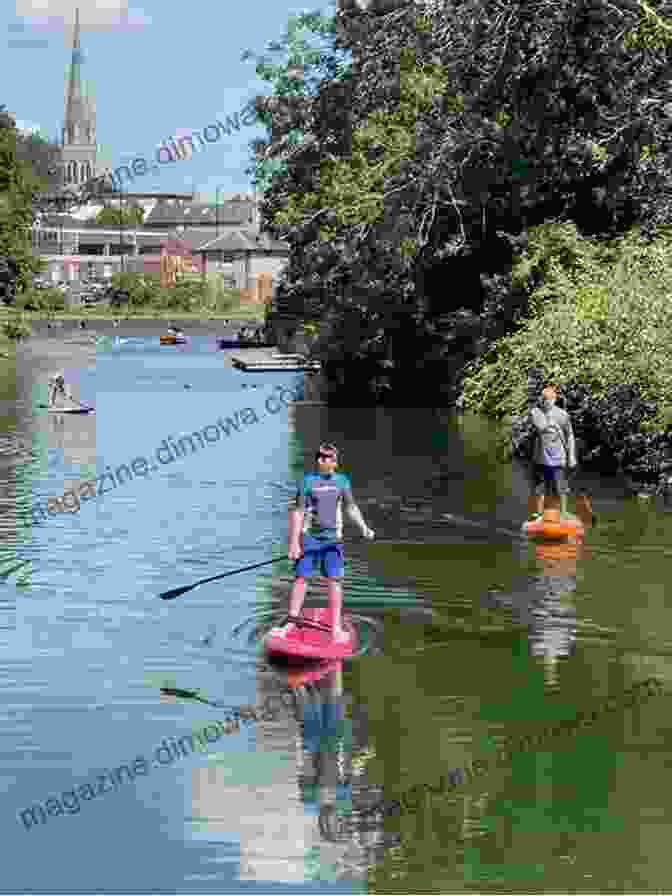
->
<box><xmin>530</xmin><ymin>464</ymin><xmax>569</xmax><ymax>496</ymax></box>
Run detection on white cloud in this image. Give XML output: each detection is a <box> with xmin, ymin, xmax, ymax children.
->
<box><xmin>14</xmin><ymin>2</ymin><xmax>151</xmax><ymax>31</ymax></box>
<box><xmin>14</xmin><ymin>120</ymin><xmax>48</xmax><ymax>137</ymax></box>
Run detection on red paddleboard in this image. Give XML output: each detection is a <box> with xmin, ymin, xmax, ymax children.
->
<box><xmin>264</xmin><ymin>608</ymin><xmax>358</xmax><ymax>660</ymax></box>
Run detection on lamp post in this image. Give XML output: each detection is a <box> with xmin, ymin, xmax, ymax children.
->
<box><xmin>215</xmin><ymin>185</ymin><xmax>229</xmax><ymax>240</ymax></box>
<box><xmin>119</xmin><ymin>183</ymin><xmax>124</xmax><ymax>275</ymax></box>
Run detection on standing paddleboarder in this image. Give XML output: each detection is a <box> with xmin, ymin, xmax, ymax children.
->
<box><xmin>48</xmin><ymin>372</ymin><xmax>72</xmax><ymax>408</ymax></box>
<box><xmin>527</xmin><ymin>384</ymin><xmax>578</xmax><ymax>520</ymax></box>
<box><xmin>270</xmin><ymin>444</ymin><xmax>375</xmax><ymax>642</ymax></box>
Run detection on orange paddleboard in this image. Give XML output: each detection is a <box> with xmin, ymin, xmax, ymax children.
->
<box><xmin>522</xmin><ymin>511</ymin><xmax>585</xmax><ymax>541</ymax></box>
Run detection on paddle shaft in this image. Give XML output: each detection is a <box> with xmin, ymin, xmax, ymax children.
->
<box><xmin>159</xmin><ymin>534</ymin><xmax>375</xmax><ymax>601</ymax></box>
<box><xmin>159</xmin><ymin>555</ymin><xmax>288</xmax><ymax>600</ymax></box>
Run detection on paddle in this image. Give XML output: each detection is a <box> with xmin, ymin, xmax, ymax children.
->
<box><xmin>159</xmin><ymin>686</ymin><xmax>223</xmax><ymax>707</ymax></box>
<box><xmin>159</xmin><ymin>555</ymin><xmax>288</xmax><ymax>600</ymax></box>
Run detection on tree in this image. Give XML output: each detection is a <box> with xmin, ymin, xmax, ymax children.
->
<box><xmin>94</xmin><ymin>205</ymin><xmax>145</xmax><ymax>227</ymax></box>
<box><xmin>0</xmin><ymin>104</ymin><xmax>46</xmax><ymax>299</ymax></box>
<box><xmin>252</xmin><ymin>0</ymin><xmax>672</xmax><ymax>404</ymax></box>
<box><xmin>14</xmin><ymin>131</ymin><xmax>62</xmax><ymax>193</ymax></box>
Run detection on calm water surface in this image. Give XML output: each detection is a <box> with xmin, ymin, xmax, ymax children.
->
<box><xmin>1</xmin><ymin>327</ymin><xmax>672</xmax><ymax>893</ymax></box>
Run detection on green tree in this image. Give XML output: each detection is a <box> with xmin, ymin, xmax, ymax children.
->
<box><xmin>94</xmin><ymin>205</ymin><xmax>144</xmax><ymax>227</ymax></box>
<box><xmin>251</xmin><ymin>0</ymin><xmax>672</xmax><ymax>405</ymax></box>
<box><xmin>0</xmin><ymin>105</ymin><xmax>45</xmax><ymax>298</ymax></box>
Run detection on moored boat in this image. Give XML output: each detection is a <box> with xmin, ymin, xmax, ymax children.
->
<box><xmin>231</xmin><ymin>356</ymin><xmax>321</xmax><ymax>372</ymax></box>
<box><xmin>160</xmin><ymin>334</ymin><xmax>188</xmax><ymax>345</ymax></box>
<box><xmin>216</xmin><ymin>337</ymin><xmax>275</xmax><ymax>349</ymax></box>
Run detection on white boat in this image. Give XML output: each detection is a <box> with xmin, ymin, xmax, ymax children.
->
<box><xmin>232</xmin><ymin>356</ymin><xmax>321</xmax><ymax>372</ymax></box>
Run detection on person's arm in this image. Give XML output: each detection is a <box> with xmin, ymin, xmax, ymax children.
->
<box><xmin>564</xmin><ymin>413</ymin><xmax>577</xmax><ymax>468</ymax></box>
<box><xmin>342</xmin><ymin>480</ymin><xmax>374</xmax><ymax>538</ymax></box>
<box><xmin>289</xmin><ymin>479</ymin><xmax>307</xmax><ymax>558</ymax></box>
<box><xmin>526</xmin><ymin>407</ymin><xmax>542</xmax><ymax>462</ymax></box>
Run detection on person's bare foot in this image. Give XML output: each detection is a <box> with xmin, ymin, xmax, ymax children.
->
<box><xmin>269</xmin><ymin>621</ymin><xmax>294</xmax><ymax>637</ymax></box>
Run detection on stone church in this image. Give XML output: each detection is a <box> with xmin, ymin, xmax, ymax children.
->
<box><xmin>33</xmin><ymin>7</ymin><xmax>289</xmax><ymax>305</ymax></box>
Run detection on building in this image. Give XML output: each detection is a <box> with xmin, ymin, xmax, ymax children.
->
<box><xmin>59</xmin><ymin>7</ymin><xmax>97</xmax><ymax>190</ymax></box>
<box><xmin>31</xmin><ymin>9</ymin><xmax>289</xmax><ymax>302</ymax></box>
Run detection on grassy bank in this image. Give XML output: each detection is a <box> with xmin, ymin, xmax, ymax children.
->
<box><xmin>0</xmin><ymin>305</ymin><xmax>266</xmax><ymax>323</ymax></box>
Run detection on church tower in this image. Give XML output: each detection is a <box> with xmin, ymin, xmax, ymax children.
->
<box><xmin>60</xmin><ymin>7</ymin><xmax>97</xmax><ymax>189</ymax></box>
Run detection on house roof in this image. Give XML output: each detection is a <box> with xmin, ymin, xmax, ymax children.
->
<box><xmin>143</xmin><ymin>195</ymin><xmax>255</xmax><ymax>228</ymax></box>
<box><xmin>194</xmin><ymin>228</ymin><xmax>289</xmax><ymax>253</ymax></box>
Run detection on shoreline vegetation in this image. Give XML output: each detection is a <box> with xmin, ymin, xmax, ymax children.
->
<box><xmin>8</xmin><ymin>0</ymin><xmax>672</xmax><ymax>493</ymax></box>
<box><xmin>0</xmin><ymin>276</ymin><xmax>265</xmax><ymax>345</ymax></box>
<box><xmin>233</xmin><ymin>7</ymin><xmax>672</xmax><ymax>490</ymax></box>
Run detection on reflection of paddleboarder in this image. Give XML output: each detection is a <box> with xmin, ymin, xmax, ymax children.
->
<box><xmin>292</xmin><ymin>661</ymin><xmax>355</xmax><ymax>881</ymax></box>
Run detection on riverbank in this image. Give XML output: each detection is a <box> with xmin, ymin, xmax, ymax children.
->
<box><xmin>1</xmin><ymin>307</ymin><xmax>266</xmax><ymax>323</ymax></box>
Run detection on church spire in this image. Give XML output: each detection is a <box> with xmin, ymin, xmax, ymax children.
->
<box><xmin>60</xmin><ymin>7</ymin><xmax>97</xmax><ymax>188</ymax></box>
<box><xmin>63</xmin><ymin>7</ymin><xmax>84</xmax><ymax>141</ymax></box>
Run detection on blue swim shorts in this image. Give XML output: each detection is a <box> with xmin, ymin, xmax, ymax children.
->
<box><xmin>530</xmin><ymin>464</ymin><xmax>570</xmax><ymax>496</ymax></box>
<box><xmin>295</xmin><ymin>535</ymin><xmax>345</xmax><ymax>578</ymax></box>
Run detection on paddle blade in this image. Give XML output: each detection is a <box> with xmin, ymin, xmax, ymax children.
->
<box><xmin>575</xmin><ymin>493</ymin><xmax>595</xmax><ymax>528</ymax></box>
<box><xmin>159</xmin><ymin>584</ymin><xmax>199</xmax><ymax>600</ymax></box>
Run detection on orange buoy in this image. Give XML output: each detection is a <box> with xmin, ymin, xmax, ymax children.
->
<box><xmin>522</xmin><ymin>509</ymin><xmax>585</xmax><ymax>541</ymax></box>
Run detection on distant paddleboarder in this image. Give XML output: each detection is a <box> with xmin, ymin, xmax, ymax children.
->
<box><xmin>526</xmin><ymin>384</ymin><xmax>577</xmax><ymax>520</ymax></box>
<box><xmin>48</xmin><ymin>372</ymin><xmax>72</xmax><ymax>408</ymax></box>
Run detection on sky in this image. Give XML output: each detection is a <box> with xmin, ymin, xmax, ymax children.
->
<box><xmin>2</xmin><ymin>0</ymin><xmax>336</xmax><ymax>202</ymax></box>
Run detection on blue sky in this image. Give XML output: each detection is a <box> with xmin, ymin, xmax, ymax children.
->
<box><xmin>2</xmin><ymin>0</ymin><xmax>336</xmax><ymax>202</ymax></box>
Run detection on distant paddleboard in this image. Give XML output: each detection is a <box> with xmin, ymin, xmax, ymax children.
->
<box><xmin>39</xmin><ymin>404</ymin><xmax>94</xmax><ymax>414</ymax></box>
<box><xmin>264</xmin><ymin>608</ymin><xmax>358</xmax><ymax>660</ymax></box>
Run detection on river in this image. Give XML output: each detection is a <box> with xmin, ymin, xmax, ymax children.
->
<box><xmin>2</xmin><ymin>322</ymin><xmax>672</xmax><ymax>893</ymax></box>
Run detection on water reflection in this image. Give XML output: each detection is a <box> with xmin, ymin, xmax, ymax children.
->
<box><xmin>163</xmin><ymin>654</ymin><xmax>398</xmax><ymax>884</ymax></box>
<box><xmin>484</xmin><ymin>535</ymin><xmax>594</xmax><ymax>687</ymax></box>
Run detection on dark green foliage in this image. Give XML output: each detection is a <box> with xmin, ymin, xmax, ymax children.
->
<box><xmin>250</xmin><ymin>0</ymin><xmax>672</xmax><ymax>406</ymax></box>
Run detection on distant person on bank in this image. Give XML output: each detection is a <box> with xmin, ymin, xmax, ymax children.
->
<box><xmin>527</xmin><ymin>384</ymin><xmax>577</xmax><ymax>520</ymax></box>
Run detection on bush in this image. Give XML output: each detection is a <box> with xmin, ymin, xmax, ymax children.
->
<box><xmin>15</xmin><ymin>287</ymin><xmax>65</xmax><ymax>312</ymax></box>
<box><xmin>109</xmin><ymin>272</ymin><xmax>156</xmax><ymax>309</ymax></box>
<box><xmin>460</xmin><ymin>222</ymin><xmax>672</xmax><ymax>476</ymax></box>
<box><xmin>157</xmin><ymin>279</ymin><xmax>206</xmax><ymax>312</ymax></box>
<box><xmin>204</xmin><ymin>277</ymin><xmax>246</xmax><ymax>313</ymax></box>
<box><xmin>2</xmin><ymin>315</ymin><xmax>31</xmax><ymax>340</ymax></box>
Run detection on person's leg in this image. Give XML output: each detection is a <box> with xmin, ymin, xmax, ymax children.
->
<box><xmin>289</xmin><ymin>577</ymin><xmax>308</xmax><ymax>617</ymax></box>
<box><xmin>528</xmin><ymin>465</ymin><xmax>545</xmax><ymax>518</ymax></box>
<box><xmin>327</xmin><ymin>579</ymin><xmax>344</xmax><ymax>637</ymax></box>
<box><xmin>271</xmin><ymin>539</ymin><xmax>315</xmax><ymax>634</ymax></box>
<box><xmin>557</xmin><ymin>467</ymin><xmax>570</xmax><ymax>517</ymax></box>
<box><xmin>323</xmin><ymin>543</ymin><xmax>346</xmax><ymax>639</ymax></box>
<box><xmin>543</xmin><ymin>466</ymin><xmax>561</xmax><ymax>512</ymax></box>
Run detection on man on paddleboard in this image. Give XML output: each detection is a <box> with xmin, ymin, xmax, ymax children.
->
<box><xmin>528</xmin><ymin>384</ymin><xmax>577</xmax><ymax>520</ymax></box>
<box><xmin>271</xmin><ymin>444</ymin><xmax>375</xmax><ymax>642</ymax></box>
